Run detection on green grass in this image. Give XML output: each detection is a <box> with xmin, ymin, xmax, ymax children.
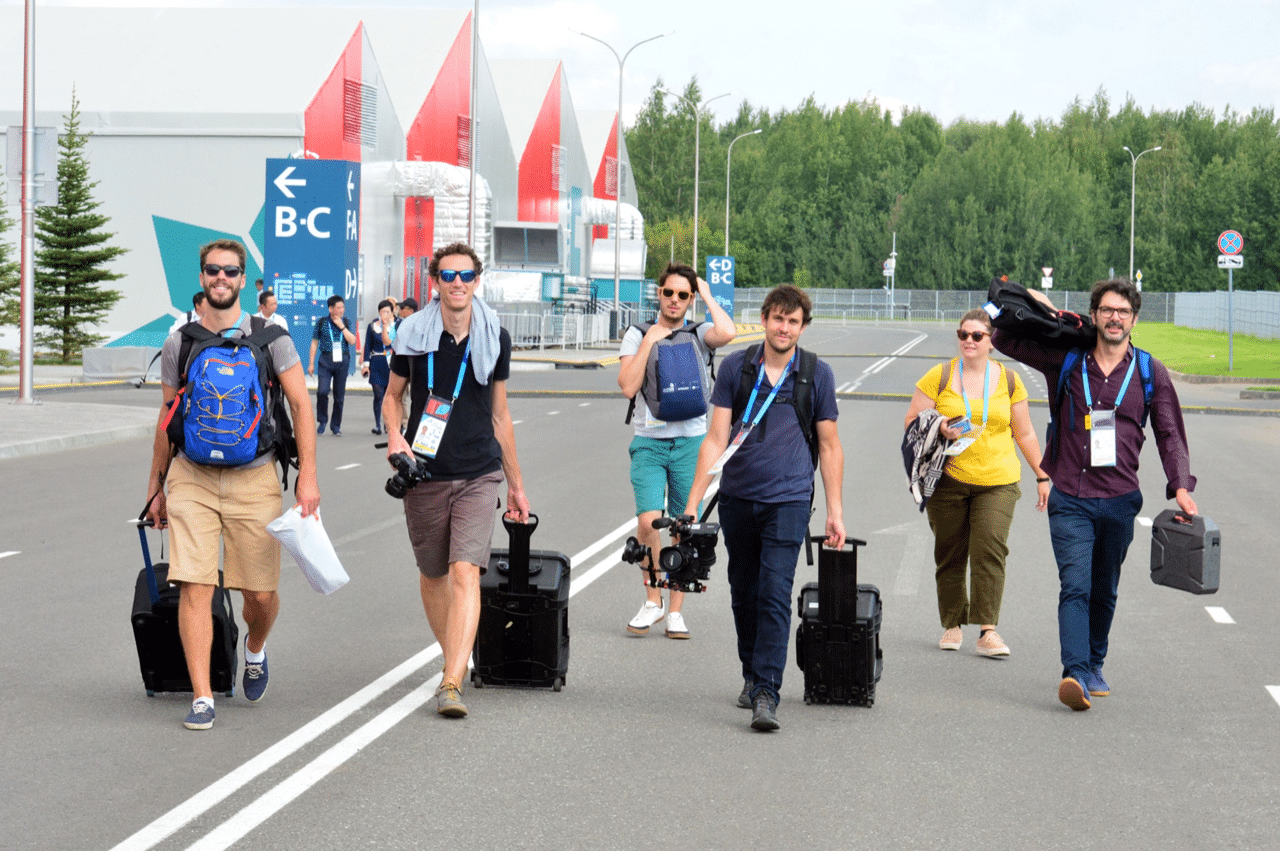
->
<box><xmin>1129</xmin><ymin>323</ymin><xmax>1280</xmax><ymax>379</ymax></box>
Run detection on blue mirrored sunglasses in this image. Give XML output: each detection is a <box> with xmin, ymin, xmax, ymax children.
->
<box><xmin>438</xmin><ymin>269</ymin><xmax>477</xmax><ymax>283</ymax></box>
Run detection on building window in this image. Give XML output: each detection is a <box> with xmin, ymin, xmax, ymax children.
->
<box><xmin>604</xmin><ymin>156</ymin><xmax>618</xmax><ymax>198</ymax></box>
<box><xmin>343</xmin><ymin>78</ymin><xmax>378</xmax><ymax>147</ymax></box>
<box><xmin>457</xmin><ymin>114</ymin><xmax>472</xmax><ymax>168</ymax></box>
<box><xmin>551</xmin><ymin>144</ymin><xmax>565</xmax><ymax>192</ymax></box>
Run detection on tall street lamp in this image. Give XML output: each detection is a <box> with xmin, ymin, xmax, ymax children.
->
<box><xmin>660</xmin><ymin>88</ymin><xmax>730</xmax><ymax>274</ymax></box>
<box><xmin>1124</xmin><ymin>144</ymin><xmax>1162</xmax><ymax>283</ymax></box>
<box><xmin>575</xmin><ymin>29</ymin><xmax>668</xmax><ymax>324</ymax></box>
<box><xmin>725</xmin><ymin>129</ymin><xmax>761</xmax><ymax>255</ymax></box>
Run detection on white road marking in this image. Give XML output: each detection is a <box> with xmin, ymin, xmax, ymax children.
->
<box><xmin>512</xmin><ymin>420</ymin><xmax>523</xmax><ymax>425</ymax></box>
<box><xmin>847</xmin><ymin>332</ymin><xmax>927</xmax><ymax>391</ymax></box>
<box><xmin>1267</xmin><ymin>686</ymin><xmax>1280</xmax><ymax>708</ymax></box>
<box><xmin>1205</xmin><ymin>606</ymin><xmax>1235</xmax><ymax>624</ymax></box>
<box><xmin>579</xmin><ymin>402</ymin><xmax>590</xmax><ymax>407</ymax></box>
<box><xmin>548</xmin><ymin>411</ymin><xmax>560</xmax><ymax>416</ymax></box>
<box><xmin>110</xmin><ymin>506</ymin><xmax>652</xmax><ymax>851</ymax></box>
<box><xmin>1137</xmin><ymin>516</ymin><xmax>1153</xmax><ymax>527</ymax></box>
<box><xmin>335</xmin><ymin>463</ymin><xmax>360</xmax><ymax>471</ymax></box>
<box><xmin>835</xmin><ymin>382</ymin><xmax>853</xmax><ymax>394</ymax></box>
<box><xmin>893</xmin><ymin>529</ymin><xmax>930</xmax><ymax>597</ymax></box>
<box><xmin>0</xmin><ymin>551</ymin><xmax>17</xmax><ymax>560</ymax></box>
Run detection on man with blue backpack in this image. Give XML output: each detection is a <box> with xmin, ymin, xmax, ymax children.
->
<box><xmin>992</xmin><ymin>278</ymin><xmax>1197</xmax><ymax>713</ymax></box>
<box><xmin>618</xmin><ymin>262</ymin><xmax>736</xmax><ymax>638</ymax></box>
<box><xmin>145</xmin><ymin>239</ymin><xmax>320</xmax><ymax>731</ymax></box>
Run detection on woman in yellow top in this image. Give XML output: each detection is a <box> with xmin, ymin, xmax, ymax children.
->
<box><xmin>904</xmin><ymin>309</ymin><xmax>1050</xmax><ymax>657</ymax></box>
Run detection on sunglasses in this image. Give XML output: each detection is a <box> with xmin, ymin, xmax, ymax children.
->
<box><xmin>956</xmin><ymin>330</ymin><xmax>989</xmax><ymax>342</ymax></box>
<box><xmin>202</xmin><ymin>264</ymin><xmax>244</xmax><ymax>278</ymax></box>
<box><xmin>438</xmin><ymin>269</ymin><xmax>477</xmax><ymax>283</ymax></box>
<box><xmin>661</xmin><ymin>287</ymin><xmax>692</xmax><ymax>302</ymax></box>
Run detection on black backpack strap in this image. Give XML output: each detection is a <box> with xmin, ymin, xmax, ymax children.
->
<box><xmin>730</xmin><ymin>344</ymin><xmax>762</xmax><ymax>427</ymax></box>
<box><xmin>623</xmin><ymin>322</ymin><xmax>650</xmax><ymax>425</ymax></box>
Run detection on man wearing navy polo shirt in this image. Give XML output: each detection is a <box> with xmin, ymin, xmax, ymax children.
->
<box><xmin>308</xmin><ymin>294</ymin><xmax>358</xmax><ymax>435</ymax></box>
<box><xmin>685</xmin><ymin>284</ymin><xmax>846</xmax><ymax>732</ymax></box>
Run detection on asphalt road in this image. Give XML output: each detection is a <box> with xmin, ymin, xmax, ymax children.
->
<box><xmin>3</xmin><ymin>322</ymin><xmax>1277</xmax><ymax>851</ymax></box>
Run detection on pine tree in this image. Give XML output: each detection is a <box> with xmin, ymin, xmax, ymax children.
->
<box><xmin>0</xmin><ymin>181</ymin><xmax>20</xmax><ymax>328</ymax></box>
<box><xmin>33</xmin><ymin>89</ymin><xmax>125</xmax><ymax>362</ymax></box>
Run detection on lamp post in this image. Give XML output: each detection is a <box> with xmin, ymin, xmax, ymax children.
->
<box><xmin>725</xmin><ymin>129</ymin><xmax>761</xmax><ymax>255</ymax></box>
<box><xmin>659</xmin><ymin>88</ymin><xmax>730</xmax><ymax>274</ymax></box>
<box><xmin>1123</xmin><ymin>145</ymin><xmax>1162</xmax><ymax>283</ymax></box>
<box><xmin>575</xmin><ymin>30</ymin><xmax>668</xmax><ymax>325</ymax></box>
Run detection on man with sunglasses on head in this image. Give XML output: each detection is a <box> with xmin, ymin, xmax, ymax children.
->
<box><xmin>618</xmin><ymin>262</ymin><xmax>736</xmax><ymax>638</ymax></box>
<box><xmin>308</xmin><ymin>294</ymin><xmax>358</xmax><ymax>436</ymax></box>
<box><xmin>383</xmin><ymin>242</ymin><xmax>531</xmax><ymax>720</ymax></box>
<box><xmin>145</xmin><ymin>239</ymin><xmax>320</xmax><ymax>731</ymax></box>
<box><xmin>992</xmin><ymin>278</ymin><xmax>1198</xmax><ymax>712</ymax></box>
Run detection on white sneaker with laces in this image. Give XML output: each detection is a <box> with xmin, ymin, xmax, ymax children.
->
<box><xmin>627</xmin><ymin>600</ymin><xmax>665</xmax><ymax>634</ymax></box>
<box><xmin>664</xmin><ymin>611</ymin><xmax>690</xmax><ymax>639</ymax></box>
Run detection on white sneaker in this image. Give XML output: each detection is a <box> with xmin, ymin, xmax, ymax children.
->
<box><xmin>627</xmin><ymin>600</ymin><xmax>665</xmax><ymax>635</ymax></box>
<box><xmin>664</xmin><ymin>611</ymin><xmax>690</xmax><ymax>639</ymax></box>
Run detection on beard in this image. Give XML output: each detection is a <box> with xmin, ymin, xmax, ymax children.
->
<box><xmin>203</xmin><ymin>282</ymin><xmax>241</xmax><ymax>310</ymax></box>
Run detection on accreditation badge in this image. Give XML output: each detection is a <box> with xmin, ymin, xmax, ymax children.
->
<box><xmin>943</xmin><ymin>423</ymin><xmax>985</xmax><ymax>456</ymax></box>
<box><xmin>411</xmin><ymin>395</ymin><xmax>453</xmax><ymax>458</ymax></box>
<box><xmin>331</xmin><ymin>342</ymin><xmax>343</xmax><ymax>362</ymax></box>
<box><xmin>1089</xmin><ymin>408</ymin><xmax>1117</xmax><ymax>467</ymax></box>
<box><xmin>710</xmin><ymin>424</ymin><xmax>753</xmax><ymax>474</ymax></box>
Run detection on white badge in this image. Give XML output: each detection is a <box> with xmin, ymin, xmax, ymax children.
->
<box><xmin>1089</xmin><ymin>408</ymin><xmax>1117</xmax><ymax>467</ymax></box>
<box><xmin>943</xmin><ymin>420</ymin><xmax>984</xmax><ymax>456</ymax></box>
<box><xmin>331</xmin><ymin>342</ymin><xmax>343</xmax><ymax>363</ymax></box>
<box><xmin>710</xmin><ymin>425</ymin><xmax>753</xmax><ymax>474</ymax></box>
<box><xmin>411</xmin><ymin>395</ymin><xmax>453</xmax><ymax>458</ymax></box>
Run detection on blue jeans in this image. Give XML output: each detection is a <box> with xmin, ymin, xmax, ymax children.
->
<box><xmin>717</xmin><ymin>494</ymin><xmax>810</xmax><ymax>704</ymax></box>
<box><xmin>316</xmin><ymin>360</ymin><xmax>348</xmax><ymax>431</ymax></box>
<box><xmin>1047</xmin><ymin>488</ymin><xmax>1143</xmax><ymax>681</ymax></box>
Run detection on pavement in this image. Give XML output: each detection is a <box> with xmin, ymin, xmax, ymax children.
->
<box><xmin>2</xmin><ymin>338</ymin><xmax>1277</xmax><ymax>461</ymax></box>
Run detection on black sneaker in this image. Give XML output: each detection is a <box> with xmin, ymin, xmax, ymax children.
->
<box><xmin>737</xmin><ymin>680</ymin><xmax>754</xmax><ymax>709</ymax></box>
<box><xmin>750</xmin><ymin>694</ymin><xmax>779</xmax><ymax>731</ymax></box>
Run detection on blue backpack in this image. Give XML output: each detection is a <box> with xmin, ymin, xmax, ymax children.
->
<box><xmin>1047</xmin><ymin>346</ymin><xmax>1154</xmax><ymax>462</ymax></box>
<box><xmin>624</xmin><ymin>322</ymin><xmax>714</xmax><ymax>424</ymax></box>
<box><xmin>163</xmin><ymin>318</ymin><xmax>294</xmax><ymax>477</ymax></box>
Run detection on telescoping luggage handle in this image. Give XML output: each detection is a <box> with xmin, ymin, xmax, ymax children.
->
<box><xmin>137</xmin><ymin>515</ymin><xmax>163</xmax><ymax>608</ymax></box>
<box><xmin>497</xmin><ymin>513</ymin><xmax>541</xmax><ymax>583</ymax></box>
<box><xmin>810</xmin><ymin>535</ymin><xmax>868</xmax><ymax>627</ymax></box>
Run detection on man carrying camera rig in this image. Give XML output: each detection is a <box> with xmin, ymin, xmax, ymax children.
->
<box><xmin>382</xmin><ymin>242</ymin><xmax>531</xmax><ymax>719</ymax></box>
<box><xmin>618</xmin><ymin>262</ymin><xmax>735</xmax><ymax>638</ymax></box>
<box><xmin>685</xmin><ymin>285</ymin><xmax>846</xmax><ymax>731</ymax></box>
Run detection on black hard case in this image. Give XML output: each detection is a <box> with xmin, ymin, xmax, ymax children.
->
<box><xmin>795</xmin><ymin>536</ymin><xmax>883</xmax><ymax>707</ymax></box>
<box><xmin>131</xmin><ymin>524</ymin><xmax>240</xmax><ymax>697</ymax></box>
<box><xmin>1150</xmin><ymin>510</ymin><xmax>1221</xmax><ymax>595</ymax></box>
<box><xmin>471</xmin><ymin>515</ymin><xmax>570</xmax><ymax>691</ymax></box>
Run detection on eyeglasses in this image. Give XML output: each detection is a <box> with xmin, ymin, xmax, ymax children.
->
<box><xmin>202</xmin><ymin>264</ymin><xmax>243</xmax><ymax>278</ymax></box>
<box><xmin>956</xmin><ymin>330</ymin><xmax>989</xmax><ymax>342</ymax></box>
<box><xmin>1095</xmin><ymin>306</ymin><xmax>1134</xmax><ymax>320</ymax></box>
<box><xmin>438</xmin><ymin>269</ymin><xmax>477</xmax><ymax>283</ymax></box>
<box><xmin>661</xmin><ymin>287</ymin><xmax>692</xmax><ymax>302</ymax></box>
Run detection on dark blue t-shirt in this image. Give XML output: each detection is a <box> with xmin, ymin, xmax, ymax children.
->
<box><xmin>711</xmin><ymin>347</ymin><xmax>839</xmax><ymax>504</ymax></box>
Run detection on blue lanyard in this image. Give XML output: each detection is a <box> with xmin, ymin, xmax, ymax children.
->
<box><xmin>741</xmin><ymin>350</ymin><xmax>796</xmax><ymax>429</ymax></box>
<box><xmin>958</xmin><ymin>359</ymin><xmax>991</xmax><ymax>426</ymax></box>
<box><xmin>427</xmin><ymin>339</ymin><xmax>471</xmax><ymax>402</ymax></box>
<box><xmin>1081</xmin><ymin>350</ymin><xmax>1137</xmax><ymax>412</ymax></box>
<box><xmin>326</xmin><ymin>319</ymin><xmax>344</xmax><ymax>346</ymax></box>
<box><xmin>220</xmin><ymin>311</ymin><xmax>243</xmax><ymax>338</ymax></box>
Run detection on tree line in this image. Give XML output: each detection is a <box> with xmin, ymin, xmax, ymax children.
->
<box><xmin>626</xmin><ymin>80</ymin><xmax>1280</xmax><ymax>294</ymax></box>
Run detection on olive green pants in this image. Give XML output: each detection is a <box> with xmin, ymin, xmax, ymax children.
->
<box><xmin>925</xmin><ymin>475</ymin><xmax>1021</xmax><ymax>628</ymax></box>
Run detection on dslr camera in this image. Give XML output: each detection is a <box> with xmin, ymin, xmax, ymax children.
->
<box><xmin>620</xmin><ymin>514</ymin><xmax>720</xmax><ymax>593</ymax></box>
<box><xmin>385</xmin><ymin>452</ymin><xmax>431</xmax><ymax>499</ymax></box>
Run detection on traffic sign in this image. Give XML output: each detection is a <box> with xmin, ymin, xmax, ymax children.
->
<box><xmin>883</xmin><ymin>258</ymin><xmax>895</xmax><ymax>277</ymax></box>
<box><xmin>704</xmin><ymin>255</ymin><xmax>736</xmax><ymax>321</ymax></box>
<box><xmin>1217</xmin><ymin>254</ymin><xmax>1244</xmax><ymax>269</ymax></box>
<box><xmin>1217</xmin><ymin>230</ymin><xmax>1243</xmax><ymax>255</ymax></box>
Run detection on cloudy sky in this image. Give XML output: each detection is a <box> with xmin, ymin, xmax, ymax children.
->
<box><xmin>5</xmin><ymin>0</ymin><xmax>1280</xmax><ymax>127</ymax></box>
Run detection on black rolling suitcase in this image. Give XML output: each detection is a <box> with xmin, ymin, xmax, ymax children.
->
<box><xmin>471</xmin><ymin>515</ymin><xmax>570</xmax><ymax>691</ymax></box>
<box><xmin>131</xmin><ymin>520</ymin><xmax>239</xmax><ymax>697</ymax></box>
<box><xmin>1150</xmin><ymin>510</ymin><xmax>1221</xmax><ymax>594</ymax></box>
<box><xmin>795</xmin><ymin>536</ymin><xmax>882</xmax><ymax>707</ymax></box>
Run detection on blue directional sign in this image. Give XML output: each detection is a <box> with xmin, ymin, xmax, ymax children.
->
<box><xmin>705</xmin><ymin>255</ymin><xmax>736</xmax><ymax>321</ymax></box>
<box><xmin>264</xmin><ymin>159</ymin><xmax>361</xmax><ymax>357</ymax></box>
<box><xmin>1217</xmin><ymin>230</ymin><xmax>1243</xmax><ymax>255</ymax></box>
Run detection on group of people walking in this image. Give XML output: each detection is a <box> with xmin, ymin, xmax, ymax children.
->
<box><xmin>145</xmin><ymin>239</ymin><xmax>1196</xmax><ymax>733</ymax></box>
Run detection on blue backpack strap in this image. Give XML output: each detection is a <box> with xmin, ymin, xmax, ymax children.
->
<box><xmin>1135</xmin><ymin>347</ymin><xmax>1154</xmax><ymax>428</ymax></box>
<box><xmin>1046</xmin><ymin>348</ymin><xmax>1083</xmax><ymax>464</ymax></box>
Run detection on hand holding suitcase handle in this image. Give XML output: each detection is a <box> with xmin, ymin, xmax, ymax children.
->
<box><xmin>808</xmin><ymin>534</ymin><xmax>867</xmax><ymax>552</ymax></box>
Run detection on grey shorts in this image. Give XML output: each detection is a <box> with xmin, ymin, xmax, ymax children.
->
<box><xmin>402</xmin><ymin>470</ymin><xmax>503</xmax><ymax>578</ymax></box>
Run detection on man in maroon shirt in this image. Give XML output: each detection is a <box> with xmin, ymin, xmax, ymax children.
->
<box><xmin>993</xmin><ymin>278</ymin><xmax>1198</xmax><ymax>712</ymax></box>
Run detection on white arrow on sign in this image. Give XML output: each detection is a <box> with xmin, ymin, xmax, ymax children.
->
<box><xmin>707</xmin><ymin>257</ymin><xmax>731</xmax><ymax>271</ymax></box>
<box><xmin>274</xmin><ymin>165</ymin><xmax>306</xmax><ymax>199</ymax></box>
<box><xmin>347</xmin><ymin>169</ymin><xmax>355</xmax><ymax>202</ymax></box>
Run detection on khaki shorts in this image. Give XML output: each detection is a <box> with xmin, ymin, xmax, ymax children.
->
<box><xmin>403</xmin><ymin>471</ymin><xmax>503</xmax><ymax>578</ymax></box>
<box><xmin>166</xmin><ymin>454</ymin><xmax>284</xmax><ymax>592</ymax></box>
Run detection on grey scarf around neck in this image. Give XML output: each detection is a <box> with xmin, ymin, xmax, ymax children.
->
<box><xmin>392</xmin><ymin>295</ymin><xmax>502</xmax><ymax>385</ymax></box>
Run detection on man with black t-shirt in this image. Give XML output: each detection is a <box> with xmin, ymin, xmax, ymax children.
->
<box><xmin>383</xmin><ymin>242</ymin><xmax>531</xmax><ymax>720</ymax></box>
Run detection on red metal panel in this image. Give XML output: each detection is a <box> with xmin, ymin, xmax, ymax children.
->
<box><xmin>518</xmin><ymin>64</ymin><xmax>562</xmax><ymax>223</ymax></box>
<box><xmin>406</xmin><ymin>13</ymin><xmax>472</xmax><ymax>163</ymax></box>
<box><xmin>304</xmin><ymin>24</ymin><xmax>364</xmax><ymax>161</ymax></box>
<box><xmin>403</xmin><ymin>196</ymin><xmax>435</xmax><ymax>302</ymax></box>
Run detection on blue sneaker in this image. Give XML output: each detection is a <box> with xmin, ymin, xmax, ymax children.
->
<box><xmin>1058</xmin><ymin>676</ymin><xmax>1091</xmax><ymax>711</ymax></box>
<box><xmin>184</xmin><ymin>700</ymin><xmax>215</xmax><ymax>730</ymax></box>
<box><xmin>244</xmin><ymin>654</ymin><xmax>269</xmax><ymax>703</ymax></box>
<box><xmin>1085</xmin><ymin>667</ymin><xmax>1110</xmax><ymax>697</ymax></box>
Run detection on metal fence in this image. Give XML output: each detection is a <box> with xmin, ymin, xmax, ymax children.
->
<box><xmin>495</xmin><ymin>311</ymin><xmax>612</xmax><ymax>350</ymax></box>
<box><xmin>1173</xmin><ymin>291</ymin><xmax>1280</xmax><ymax>339</ymax></box>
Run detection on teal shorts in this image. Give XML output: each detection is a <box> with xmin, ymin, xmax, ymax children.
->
<box><xmin>629</xmin><ymin>434</ymin><xmax>705</xmax><ymax>517</ymax></box>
